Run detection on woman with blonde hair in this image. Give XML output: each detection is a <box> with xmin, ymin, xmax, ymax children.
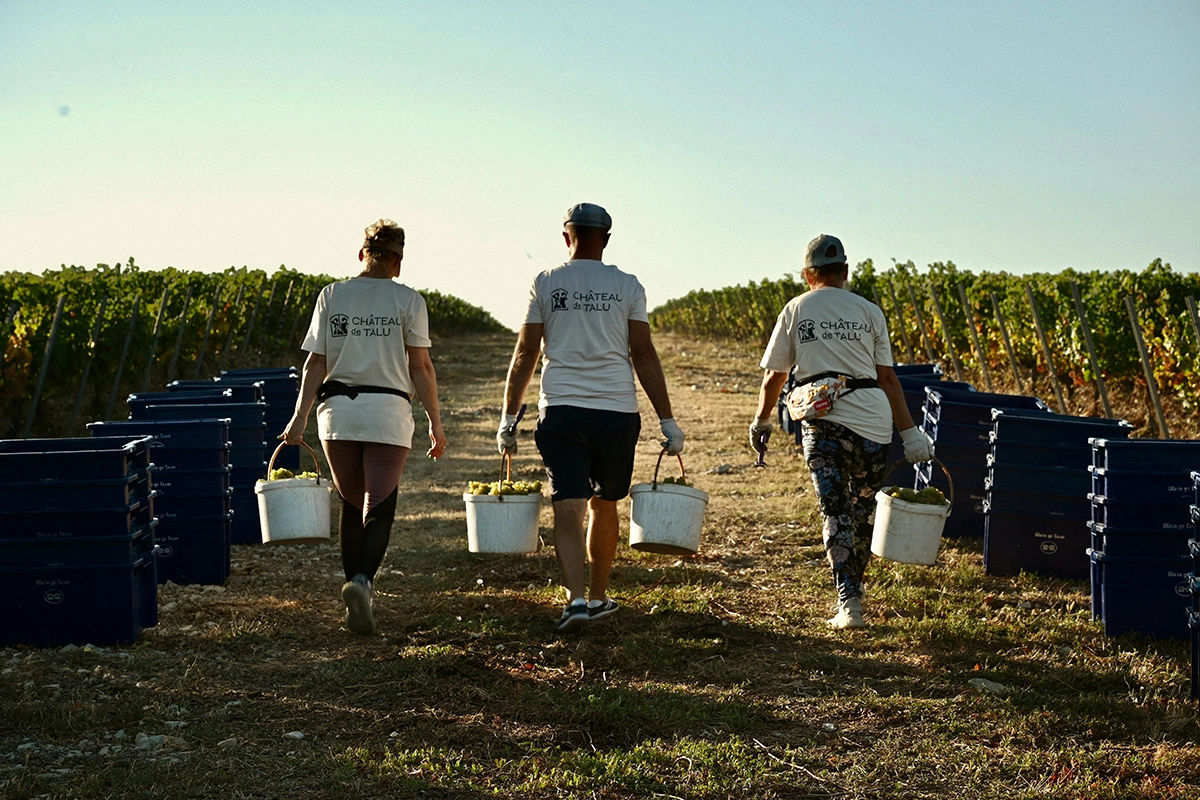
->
<box><xmin>282</xmin><ymin>219</ymin><xmax>448</xmax><ymax>635</ymax></box>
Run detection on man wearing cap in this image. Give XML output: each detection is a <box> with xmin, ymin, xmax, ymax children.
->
<box><xmin>499</xmin><ymin>202</ymin><xmax>685</xmax><ymax>633</ymax></box>
<box><xmin>750</xmin><ymin>234</ymin><xmax>934</xmax><ymax>629</ymax></box>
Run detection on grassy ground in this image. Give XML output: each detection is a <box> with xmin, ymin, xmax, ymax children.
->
<box><xmin>1</xmin><ymin>332</ymin><xmax>1197</xmax><ymax>799</ymax></box>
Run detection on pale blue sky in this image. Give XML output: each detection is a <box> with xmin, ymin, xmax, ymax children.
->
<box><xmin>2</xmin><ymin>1</ymin><xmax>1197</xmax><ymax>329</ymax></box>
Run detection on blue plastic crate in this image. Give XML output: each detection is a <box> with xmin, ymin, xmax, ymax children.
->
<box><xmin>0</xmin><ymin>522</ymin><xmax>157</xmax><ymax>568</ymax></box>
<box><xmin>167</xmin><ymin>381</ymin><xmax>263</xmax><ymax>403</ymax></box>
<box><xmin>1193</xmin><ymin>471</ymin><xmax>1199</xmax><ymax>503</ymax></box>
<box><xmin>987</xmin><ymin>481</ymin><xmax>1090</xmax><ymax>518</ymax></box>
<box><xmin>989</xmin><ymin>435</ymin><xmax>1094</xmax><ymax>470</ymax></box>
<box><xmin>88</xmin><ymin>418</ymin><xmax>231</xmax><ymax>450</ymax></box>
<box><xmin>1091</xmin><ymin>439</ymin><xmax>1200</xmax><ymax>471</ymax></box>
<box><xmin>983</xmin><ymin>506</ymin><xmax>1089</xmax><ymax>578</ymax></box>
<box><xmin>150</xmin><ymin>465</ymin><xmax>232</xmax><ymax>496</ymax></box>
<box><xmin>926</xmin><ymin>420</ymin><xmax>993</xmax><ymax>448</ymax></box>
<box><xmin>987</xmin><ymin>460</ymin><xmax>1091</xmax><ymax>497</ymax></box>
<box><xmin>154</xmin><ymin>488</ymin><xmax>233</xmax><ymax>520</ymax></box>
<box><xmin>230</xmin><ymin>463</ymin><xmax>268</xmax><ymax>487</ymax></box>
<box><xmin>229</xmin><ymin>491</ymin><xmax>262</xmax><ymax>545</ymax></box>
<box><xmin>145</xmin><ymin>443</ymin><xmax>231</xmax><ymax>472</ymax></box>
<box><xmin>140</xmin><ymin>403</ymin><xmax>265</xmax><ymax>430</ymax></box>
<box><xmin>128</xmin><ymin>388</ymin><xmax>233</xmax><ymax>405</ymax></box>
<box><xmin>1089</xmin><ymin>550</ymin><xmax>1191</xmax><ymax>639</ymax></box>
<box><xmin>1089</xmin><ymin>466</ymin><xmax>1196</xmax><ymax>504</ymax></box>
<box><xmin>0</xmin><ymin>436</ymin><xmax>153</xmax><ymax>482</ymax></box>
<box><xmin>990</xmin><ymin>408</ymin><xmax>1133</xmax><ymax>446</ymax></box>
<box><xmin>1089</xmin><ymin>522</ymin><xmax>1193</xmax><ymax>559</ymax></box>
<box><xmin>1089</xmin><ymin>493</ymin><xmax>1193</xmax><ymax>531</ymax></box>
<box><xmin>229</xmin><ymin>446</ymin><xmax>268</xmax><ymax>470</ymax></box>
<box><xmin>0</xmin><ymin>468</ymin><xmax>153</xmax><ymax>512</ymax></box>
<box><xmin>924</xmin><ymin>386</ymin><xmax>1052</xmax><ymax>427</ymax></box>
<box><xmin>154</xmin><ymin>513</ymin><xmax>232</xmax><ymax>586</ymax></box>
<box><xmin>0</xmin><ymin>496</ymin><xmax>154</xmax><ymax>539</ymax></box>
<box><xmin>893</xmin><ymin>363</ymin><xmax>943</xmax><ymax>376</ymax></box>
<box><xmin>0</xmin><ymin>551</ymin><xmax>158</xmax><ymax>647</ymax></box>
<box><xmin>220</xmin><ymin>367</ymin><xmax>298</xmax><ymax>378</ymax></box>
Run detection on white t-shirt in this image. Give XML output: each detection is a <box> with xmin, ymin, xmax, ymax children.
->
<box><xmin>760</xmin><ymin>285</ymin><xmax>895</xmax><ymax>444</ymax></box>
<box><xmin>302</xmin><ymin>276</ymin><xmax>432</xmax><ymax>446</ymax></box>
<box><xmin>524</xmin><ymin>259</ymin><xmax>648</xmax><ymax>414</ymax></box>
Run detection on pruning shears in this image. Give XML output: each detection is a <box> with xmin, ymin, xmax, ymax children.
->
<box><xmin>505</xmin><ymin>403</ymin><xmax>527</xmax><ymax>439</ymax></box>
<box><xmin>754</xmin><ymin>429</ymin><xmax>770</xmax><ymax>467</ymax></box>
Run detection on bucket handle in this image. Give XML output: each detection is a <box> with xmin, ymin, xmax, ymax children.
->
<box><xmin>267</xmin><ymin>440</ymin><xmax>326</xmax><ymax>486</ymax></box>
<box><xmin>494</xmin><ymin>451</ymin><xmax>514</xmax><ymax>501</ymax></box>
<box><xmin>881</xmin><ymin>456</ymin><xmax>954</xmax><ymax>513</ymax></box>
<box><xmin>650</xmin><ymin>448</ymin><xmax>686</xmax><ymax>491</ymax></box>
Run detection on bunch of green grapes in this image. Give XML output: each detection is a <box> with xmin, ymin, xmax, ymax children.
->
<box><xmin>887</xmin><ymin>487</ymin><xmax>947</xmax><ymax>506</ymax></box>
<box><xmin>262</xmin><ymin>468</ymin><xmax>320</xmax><ymax>482</ymax></box>
<box><xmin>467</xmin><ymin>479</ymin><xmax>543</xmax><ymax>496</ymax></box>
<box><xmin>660</xmin><ymin>476</ymin><xmax>691</xmax><ymax>487</ymax></box>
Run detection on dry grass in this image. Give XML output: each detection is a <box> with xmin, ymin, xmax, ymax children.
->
<box><xmin>1</xmin><ymin>332</ymin><xmax>1197</xmax><ymax>799</ymax></box>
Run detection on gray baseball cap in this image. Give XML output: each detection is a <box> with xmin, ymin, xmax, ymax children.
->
<box><xmin>563</xmin><ymin>203</ymin><xmax>612</xmax><ymax>230</ymax></box>
<box><xmin>805</xmin><ymin>234</ymin><xmax>847</xmax><ymax>269</ymax></box>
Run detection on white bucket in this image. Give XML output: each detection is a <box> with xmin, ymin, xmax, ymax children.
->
<box><xmin>628</xmin><ymin>455</ymin><xmax>709</xmax><ymax>556</ymax></box>
<box><xmin>870</xmin><ymin>488</ymin><xmax>949</xmax><ymax>565</ymax></box>
<box><xmin>463</xmin><ymin>493</ymin><xmax>542</xmax><ymax>553</ymax></box>
<box><xmin>256</xmin><ymin>441</ymin><xmax>333</xmax><ymax>545</ymax></box>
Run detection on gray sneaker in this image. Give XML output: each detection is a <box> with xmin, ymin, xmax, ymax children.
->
<box><xmin>827</xmin><ymin>597</ymin><xmax>865</xmax><ymax>630</ymax></box>
<box><xmin>342</xmin><ymin>574</ymin><xmax>376</xmax><ymax>635</ymax></box>
<box><xmin>587</xmin><ymin>598</ymin><xmax>619</xmax><ymax>621</ymax></box>
<box><xmin>555</xmin><ymin>600</ymin><xmax>590</xmax><ymax>633</ymax></box>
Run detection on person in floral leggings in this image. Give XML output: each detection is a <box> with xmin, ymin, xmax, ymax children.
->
<box><xmin>750</xmin><ymin>234</ymin><xmax>934</xmax><ymax>629</ymax></box>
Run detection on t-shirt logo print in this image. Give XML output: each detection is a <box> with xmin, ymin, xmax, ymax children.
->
<box><xmin>330</xmin><ymin>314</ymin><xmax>349</xmax><ymax>337</ymax></box>
<box><xmin>550</xmin><ymin>289</ymin><xmax>569</xmax><ymax>312</ymax></box>
<box><xmin>797</xmin><ymin>319</ymin><xmax>817</xmax><ymax>344</ymax></box>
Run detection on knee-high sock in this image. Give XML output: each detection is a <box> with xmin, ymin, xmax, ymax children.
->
<box><xmin>339</xmin><ymin>496</ymin><xmax>365</xmax><ymax>582</ymax></box>
<box><xmin>358</xmin><ymin>488</ymin><xmax>398</xmax><ymax>583</ymax></box>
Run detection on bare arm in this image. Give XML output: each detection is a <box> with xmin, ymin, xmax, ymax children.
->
<box><xmin>281</xmin><ymin>351</ymin><xmax>326</xmax><ymax>444</ymax></box>
<box><xmin>407</xmin><ymin>345</ymin><xmax>447</xmax><ymax>459</ymax></box>
<box><xmin>877</xmin><ymin>364</ymin><xmax>917</xmax><ymax>431</ymax></box>
<box><xmin>754</xmin><ymin>369</ymin><xmax>789</xmax><ymax>421</ymax></box>
<box><xmin>628</xmin><ymin>320</ymin><xmax>674</xmax><ymax>420</ymax></box>
<box><xmin>503</xmin><ymin>323</ymin><xmax>542</xmax><ymax>415</ymax></box>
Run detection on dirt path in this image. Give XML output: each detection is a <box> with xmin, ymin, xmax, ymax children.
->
<box><xmin>2</xmin><ymin>331</ymin><xmax>1196</xmax><ymax>800</ymax></box>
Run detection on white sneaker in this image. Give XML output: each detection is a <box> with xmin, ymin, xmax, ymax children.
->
<box><xmin>827</xmin><ymin>597</ymin><xmax>866</xmax><ymax>629</ymax></box>
<box><xmin>342</xmin><ymin>574</ymin><xmax>376</xmax><ymax>635</ymax></box>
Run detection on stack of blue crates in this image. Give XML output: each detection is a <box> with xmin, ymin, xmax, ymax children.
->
<box><xmin>132</xmin><ymin>399</ymin><xmax>267</xmax><ymax>544</ymax></box>
<box><xmin>0</xmin><ymin>436</ymin><xmax>159</xmax><ymax>646</ymax></box>
<box><xmin>891</xmin><ymin>366</ymin><xmax>975</xmax><ymax>475</ymax></box>
<box><xmin>88</xmin><ymin>417</ymin><xmax>233</xmax><ymax>585</ymax></box>
<box><xmin>1189</xmin><ymin>471</ymin><xmax>1199</xmax><ymax>700</ymax></box>
<box><xmin>1087</xmin><ymin>438</ymin><xmax>1200</xmax><ymax>639</ymax></box>
<box><xmin>983</xmin><ymin>409</ymin><xmax>1132</xmax><ymax>578</ymax></box>
<box><xmin>915</xmin><ymin>386</ymin><xmax>1052</xmax><ymax>538</ymax></box>
<box><xmin>217</xmin><ymin>367</ymin><xmax>300</xmax><ymax>469</ymax></box>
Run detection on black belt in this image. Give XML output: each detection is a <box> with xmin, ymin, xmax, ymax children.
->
<box><xmin>796</xmin><ymin>371</ymin><xmax>879</xmax><ymax>391</ymax></box>
<box><xmin>317</xmin><ymin>380</ymin><xmax>410</xmax><ymax>403</ymax></box>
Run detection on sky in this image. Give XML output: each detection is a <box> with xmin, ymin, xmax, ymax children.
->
<box><xmin>1</xmin><ymin>1</ymin><xmax>1197</xmax><ymax>331</ymax></box>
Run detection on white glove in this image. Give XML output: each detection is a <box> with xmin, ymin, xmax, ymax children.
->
<box><xmin>497</xmin><ymin>413</ymin><xmax>519</xmax><ymax>454</ymax></box>
<box><xmin>749</xmin><ymin>417</ymin><xmax>773</xmax><ymax>451</ymax></box>
<box><xmin>659</xmin><ymin>418</ymin><xmax>685</xmax><ymax>455</ymax></box>
<box><xmin>899</xmin><ymin>426</ymin><xmax>935</xmax><ymax>464</ymax></box>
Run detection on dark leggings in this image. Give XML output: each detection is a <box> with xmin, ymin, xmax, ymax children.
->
<box><xmin>321</xmin><ymin>440</ymin><xmax>410</xmax><ymax>582</ymax></box>
<box><xmin>801</xmin><ymin>420</ymin><xmax>890</xmax><ymax>604</ymax></box>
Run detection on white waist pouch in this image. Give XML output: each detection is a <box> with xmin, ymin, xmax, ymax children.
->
<box><xmin>786</xmin><ymin>376</ymin><xmax>850</xmax><ymax>421</ymax></box>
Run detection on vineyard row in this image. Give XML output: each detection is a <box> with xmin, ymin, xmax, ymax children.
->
<box><xmin>649</xmin><ymin>259</ymin><xmax>1200</xmax><ymax>438</ymax></box>
<box><xmin>0</xmin><ymin>261</ymin><xmax>506</xmax><ymax>439</ymax></box>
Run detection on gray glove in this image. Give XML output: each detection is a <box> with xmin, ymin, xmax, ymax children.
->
<box><xmin>659</xmin><ymin>418</ymin><xmax>685</xmax><ymax>455</ymax></box>
<box><xmin>749</xmin><ymin>417</ymin><xmax>773</xmax><ymax>451</ymax></box>
<box><xmin>899</xmin><ymin>426</ymin><xmax>935</xmax><ymax>464</ymax></box>
<box><xmin>496</xmin><ymin>414</ymin><xmax>519</xmax><ymax>454</ymax></box>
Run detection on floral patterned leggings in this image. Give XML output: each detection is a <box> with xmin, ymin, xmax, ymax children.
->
<box><xmin>801</xmin><ymin>420</ymin><xmax>890</xmax><ymax>604</ymax></box>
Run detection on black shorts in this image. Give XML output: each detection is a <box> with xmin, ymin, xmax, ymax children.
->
<box><xmin>534</xmin><ymin>405</ymin><xmax>641</xmax><ymax>502</ymax></box>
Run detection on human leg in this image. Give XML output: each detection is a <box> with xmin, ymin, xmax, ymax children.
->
<box><xmin>586</xmin><ymin>496</ymin><xmax>620</xmax><ymax>603</ymax></box>
<box><xmin>801</xmin><ymin>421</ymin><xmax>868</xmax><ymax>628</ymax></box>
<box><xmin>552</xmin><ymin>499</ymin><xmax>589</xmax><ymax>602</ymax></box>
<box><xmin>322</xmin><ymin>440</ymin><xmax>366</xmax><ymax>581</ymax></box>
